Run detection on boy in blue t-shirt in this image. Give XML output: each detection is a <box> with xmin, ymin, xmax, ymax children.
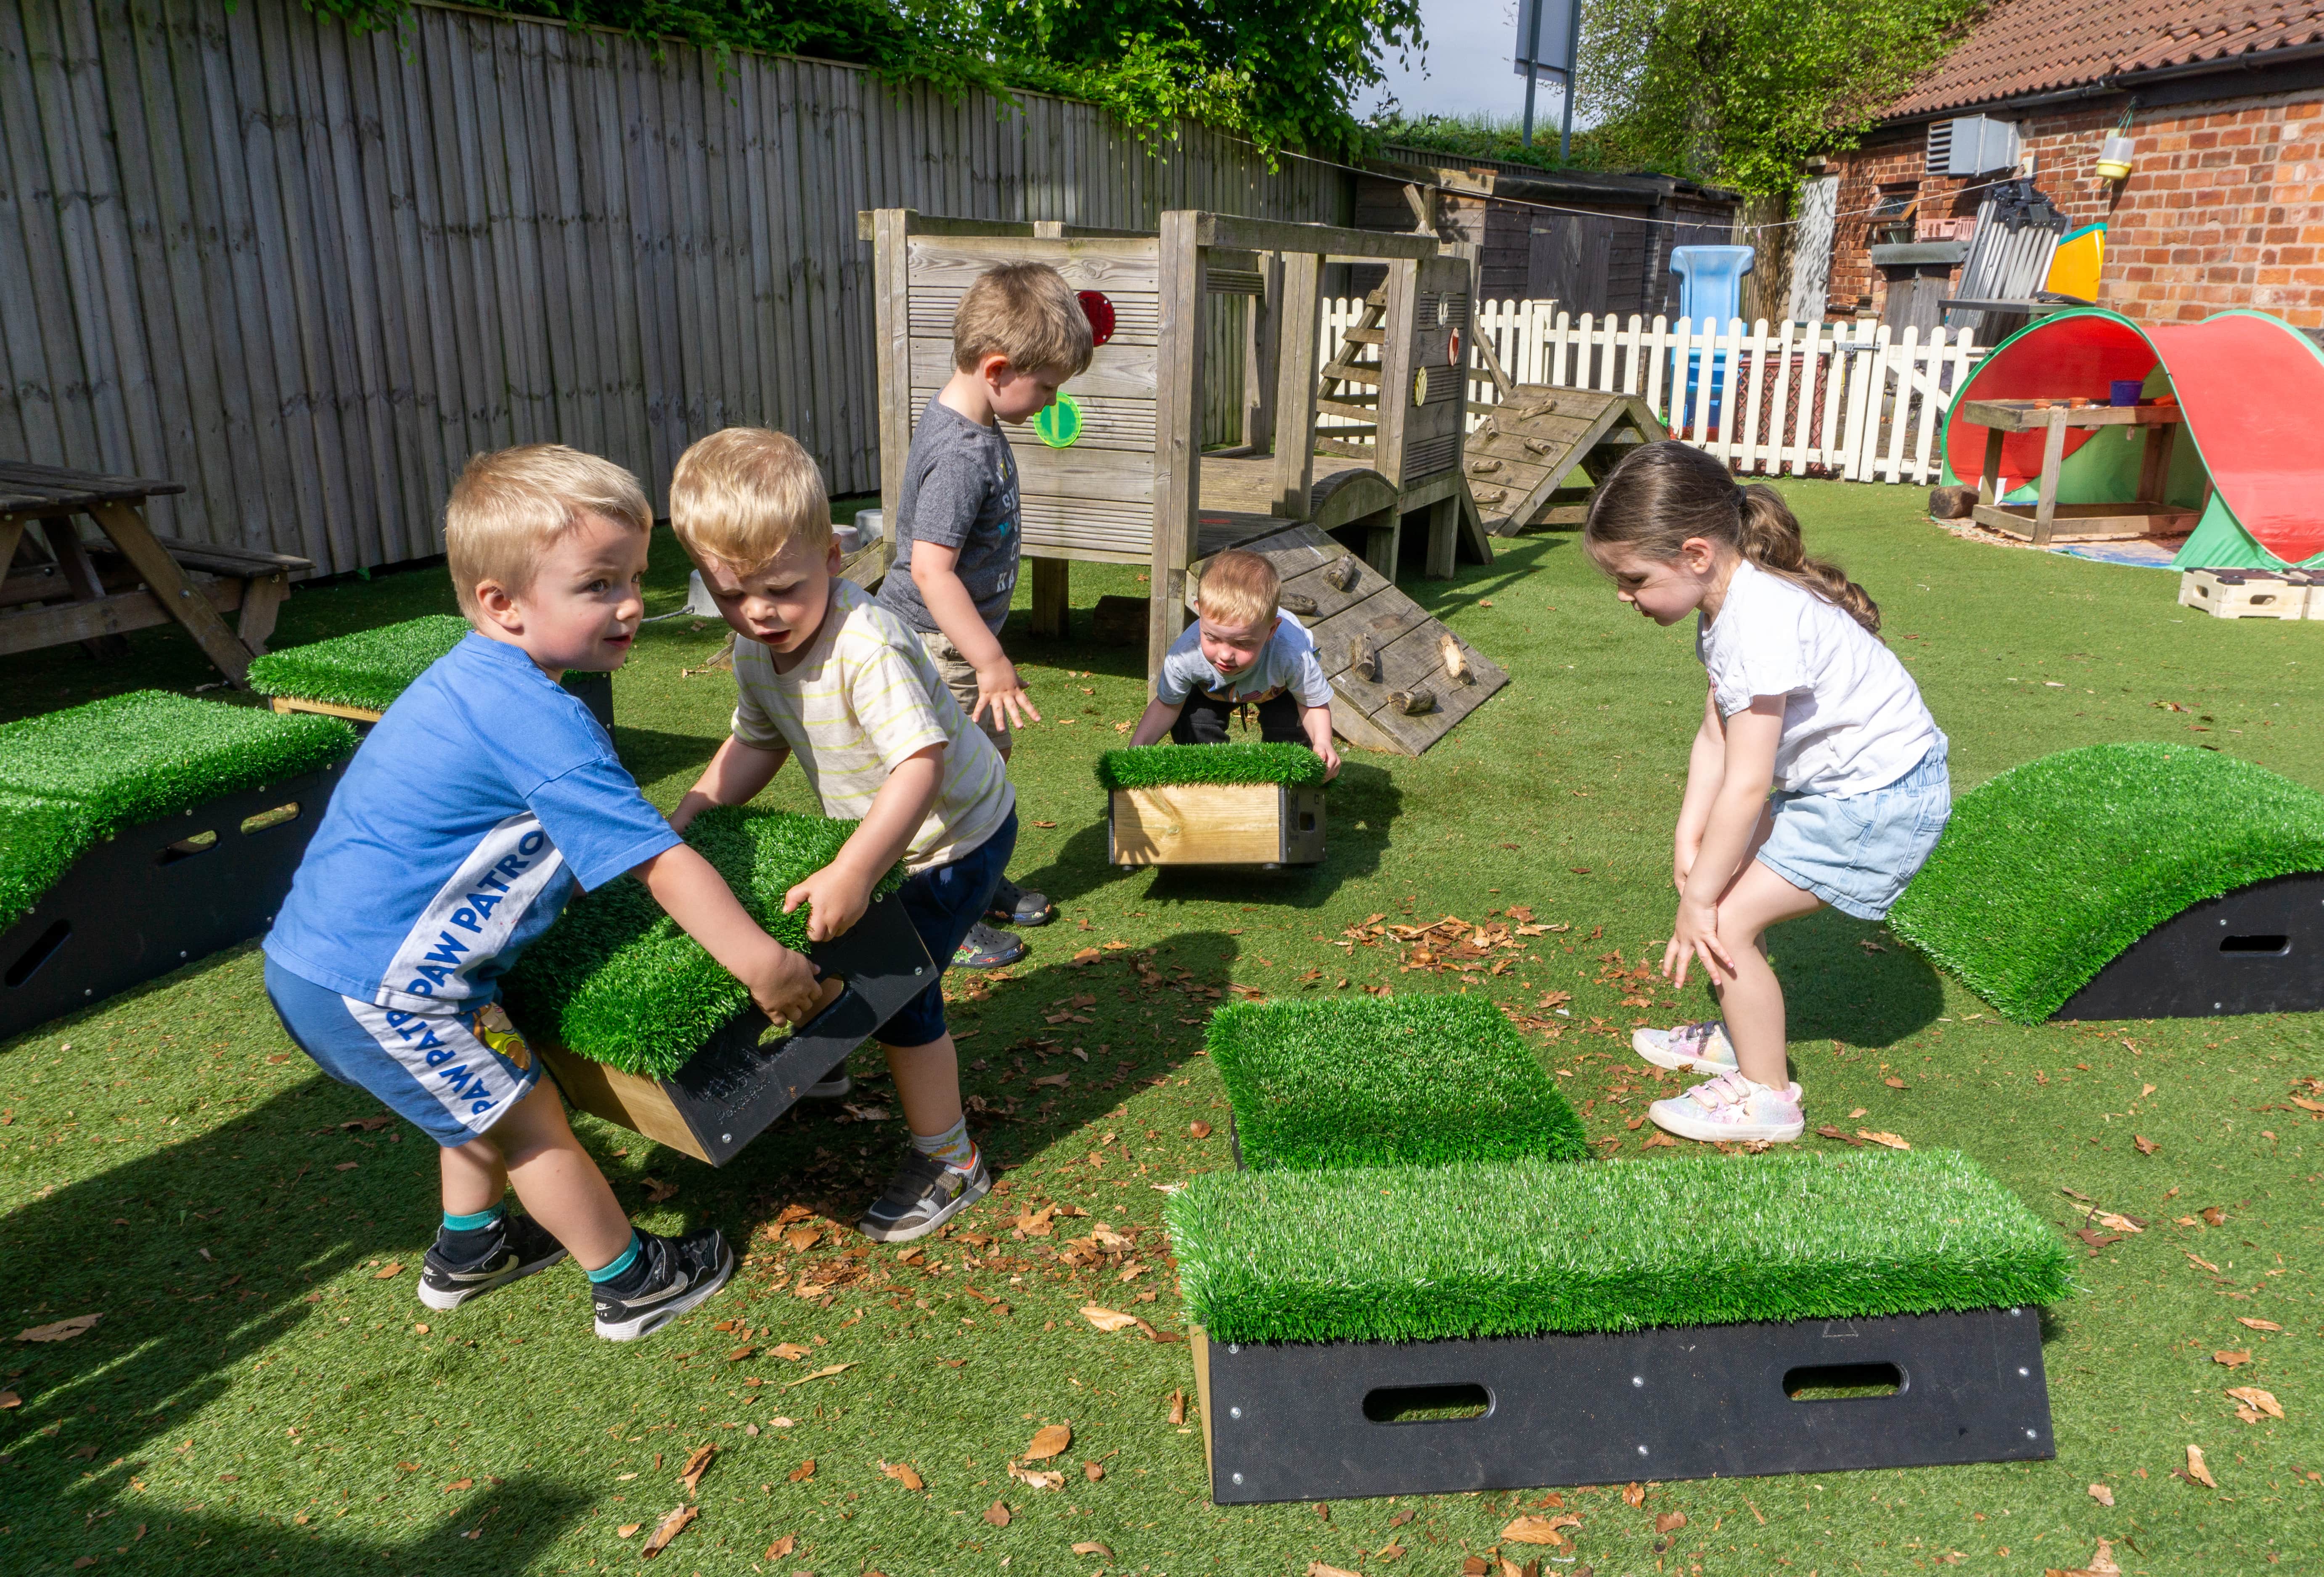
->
<box><xmin>263</xmin><ymin>445</ymin><xmax>825</xmax><ymax>1342</ymax></box>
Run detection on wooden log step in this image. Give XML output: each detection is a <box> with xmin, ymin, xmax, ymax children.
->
<box><xmin>1321</xmin><ymin>360</ymin><xmax>1382</xmax><ymax>386</ymax></box>
<box><xmin>1342</xmin><ymin>327</ymin><xmax>1386</xmax><ymax>344</ymax></box>
<box><xmin>1318</xmin><ymin>399</ymin><xmax>1379</xmax><ymax>421</ymax></box>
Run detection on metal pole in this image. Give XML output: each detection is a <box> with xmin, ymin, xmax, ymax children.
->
<box><xmin>1559</xmin><ymin>0</ymin><xmax>1583</xmax><ymax>163</ymax></box>
<box><xmin>1520</xmin><ymin>0</ymin><xmax>1543</xmax><ymax>147</ymax></box>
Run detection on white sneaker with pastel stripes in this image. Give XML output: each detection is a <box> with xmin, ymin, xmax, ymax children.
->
<box><xmin>1631</xmin><ymin>1020</ymin><xmax>1739</xmax><ymax>1075</ymax></box>
<box><xmin>1647</xmin><ymin>1069</ymin><xmax>1806</xmax><ymax>1144</ymax></box>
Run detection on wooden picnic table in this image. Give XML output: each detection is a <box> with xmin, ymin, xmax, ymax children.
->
<box><xmin>0</xmin><ymin>461</ymin><xmax>310</xmax><ymax>685</ymax></box>
<box><xmin>1956</xmin><ymin>398</ymin><xmax>2201</xmax><ymax>547</ymax></box>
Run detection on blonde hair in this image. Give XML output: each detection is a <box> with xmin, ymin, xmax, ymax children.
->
<box><xmin>668</xmin><ymin>427</ymin><xmax>831</xmax><ymax>571</ymax></box>
<box><xmin>953</xmin><ymin>262</ymin><xmax>1096</xmax><ymax>377</ymax></box>
<box><xmin>443</xmin><ymin>444</ymin><xmax>650</xmax><ymax>619</ymax></box>
<box><xmin>1583</xmin><ymin>441</ymin><xmax>1881</xmax><ymax>635</ymax></box>
<box><xmin>1194</xmin><ymin>549</ymin><xmax>1280</xmax><ymax>628</ymax></box>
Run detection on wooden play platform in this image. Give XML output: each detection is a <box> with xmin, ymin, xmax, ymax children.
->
<box><xmin>1956</xmin><ymin>397</ymin><xmax>2198</xmax><ymax>545</ymax></box>
<box><xmin>1462</xmin><ymin>385</ymin><xmax>1667</xmax><ymax>535</ymax></box>
<box><xmin>865</xmin><ymin>209</ymin><xmax>1499</xmax><ymax>754</ymax></box>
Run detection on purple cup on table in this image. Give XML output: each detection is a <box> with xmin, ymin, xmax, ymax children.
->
<box><xmin>2110</xmin><ymin>378</ymin><xmax>2145</xmax><ymax>406</ymax></box>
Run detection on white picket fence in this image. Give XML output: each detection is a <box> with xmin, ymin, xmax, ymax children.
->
<box><xmin>1316</xmin><ymin>299</ymin><xmax>1983</xmax><ymax>486</ymax></box>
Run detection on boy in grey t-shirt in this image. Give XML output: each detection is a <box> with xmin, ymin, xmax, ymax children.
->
<box><xmin>879</xmin><ymin>259</ymin><xmax>1093</xmax><ymax>964</ymax></box>
<box><xmin>1126</xmin><ymin>550</ymin><xmax>1342</xmax><ymax>778</ymax></box>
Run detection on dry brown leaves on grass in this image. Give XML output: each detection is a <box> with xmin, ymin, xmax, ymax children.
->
<box><xmin>1073</xmin><ymin>1543</ymin><xmax>1114</xmax><ymax>1559</ymax></box>
<box><xmin>1622</xmin><ymin>1481</ymin><xmax>1646</xmax><ymax>1507</ymax></box>
<box><xmin>1167</xmin><ymin>1389</ymin><xmax>1186</xmax><ymax>1425</ymax></box>
<box><xmin>15</xmin><ymin>1314</ymin><xmax>99</xmax><ymax>1343</ymax></box>
<box><xmin>2227</xmin><ymin>1385</ymin><xmax>2284</xmax><ymax>1420</ymax></box>
<box><xmin>764</xmin><ymin>1533</ymin><xmax>797</xmax><ymax>1558</ymax></box>
<box><xmin>1006</xmin><ymin>1462</ymin><xmax>1064</xmax><ymax>1490</ymax></box>
<box><xmin>678</xmin><ymin>1444</ymin><xmax>715</xmax><ymax>1497</ymax></box>
<box><xmin>637</xmin><ymin>1504</ymin><xmax>696</xmax><ymax>1558</ymax></box>
<box><xmin>2214</xmin><ymin>1349</ymin><xmax>2252</xmax><ymax>1368</ymax></box>
<box><xmin>2181</xmin><ymin>1444</ymin><xmax>2219</xmax><ymax>1488</ymax></box>
<box><xmin>879</xmin><ymin>1460</ymin><xmax>924</xmax><ymax>1490</ymax></box>
<box><xmin>982</xmin><ymin>1500</ymin><xmax>1010</xmax><ymax>1527</ymax></box>
<box><xmin>2043</xmin><ymin>1537</ymin><xmax>2123</xmax><ymax>1577</ymax></box>
<box><xmin>2237</xmin><ymin>1317</ymin><xmax>2282</xmax><ymax>1331</ymax></box>
<box><xmin>2087</xmin><ymin>1483</ymin><xmax>2115</xmax><ymax>1506</ymax></box>
<box><xmin>786</xmin><ymin>1460</ymin><xmax>815</xmax><ymax>1483</ymax></box>
<box><xmin>1501</xmin><ymin>1512</ymin><xmax>1581</xmax><ymax>1545</ymax></box>
<box><xmin>1022</xmin><ymin>1423</ymin><xmax>1072</xmax><ymax>1460</ymax></box>
<box><xmin>1654</xmin><ymin>1509</ymin><xmax>1686</xmax><ymax>1534</ymax></box>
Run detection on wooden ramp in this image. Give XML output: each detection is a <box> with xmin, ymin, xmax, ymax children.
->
<box><xmin>1465</xmin><ymin>386</ymin><xmax>1666</xmax><ymax>535</ymax></box>
<box><xmin>1191</xmin><ymin>523</ymin><xmax>1507</xmax><ymax>757</ymax></box>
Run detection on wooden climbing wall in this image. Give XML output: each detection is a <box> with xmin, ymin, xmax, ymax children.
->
<box><xmin>1190</xmin><ymin>523</ymin><xmax>1507</xmax><ymax>756</ymax></box>
<box><xmin>1464</xmin><ymin>385</ymin><xmax>1666</xmax><ymax>535</ymax></box>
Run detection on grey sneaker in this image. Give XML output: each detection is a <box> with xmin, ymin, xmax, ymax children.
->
<box><xmin>804</xmin><ymin>1074</ymin><xmax>852</xmax><ymax>1099</ymax></box>
<box><xmin>952</xmin><ymin>921</ymin><xmax>1026</xmax><ymax>970</ymax></box>
<box><xmin>857</xmin><ymin>1151</ymin><xmax>992</xmax><ymax>1244</ymax></box>
<box><xmin>987</xmin><ymin>879</ymin><xmax>1055</xmax><ymax>927</ymax></box>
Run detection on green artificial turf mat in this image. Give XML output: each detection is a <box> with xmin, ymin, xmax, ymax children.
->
<box><xmin>244</xmin><ymin>614</ymin><xmax>469</xmax><ymax>710</ymax></box>
<box><xmin>1889</xmin><ymin>742</ymin><xmax>2324</xmax><ymax>1022</ymax></box>
<box><xmin>1095</xmin><ymin>741</ymin><xmax>1326</xmax><ymax>792</ymax></box>
<box><xmin>0</xmin><ymin>692</ymin><xmax>357</xmax><ymax>931</ymax></box>
<box><xmin>1168</xmin><ymin>1148</ymin><xmax>2074</xmax><ymax>1344</ymax></box>
<box><xmin>1207</xmin><ymin>993</ymin><xmax>1588</xmax><ymax>1170</ymax></box>
<box><xmin>502</xmin><ymin>807</ymin><xmax>904</xmax><ymax>1078</ymax></box>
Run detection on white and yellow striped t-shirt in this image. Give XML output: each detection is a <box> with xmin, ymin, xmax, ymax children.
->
<box><xmin>730</xmin><ymin>578</ymin><xmax>1014</xmax><ymax>872</ymax></box>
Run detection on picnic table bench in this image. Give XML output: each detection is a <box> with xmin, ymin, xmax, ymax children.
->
<box><xmin>0</xmin><ymin>461</ymin><xmax>310</xmax><ymax>685</ymax></box>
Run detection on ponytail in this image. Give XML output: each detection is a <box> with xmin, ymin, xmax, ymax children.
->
<box><xmin>1735</xmin><ymin>484</ymin><xmax>1881</xmax><ymax>635</ymax></box>
<box><xmin>1583</xmin><ymin>442</ymin><xmax>1881</xmax><ymax>636</ymax></box>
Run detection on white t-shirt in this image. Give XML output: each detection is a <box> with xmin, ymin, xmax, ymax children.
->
<box><xmin>1696</xmin><ymin>559</ymin><xmax>1943</xmax><ymax>795</ymax></box>
<box><xmin>1156</xmin><ymin>611</ymin><xmax>1331</xmax><ymax>707</ymax></box>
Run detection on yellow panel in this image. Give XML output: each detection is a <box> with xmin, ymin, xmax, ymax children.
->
<box><xmin>2044</xmin><ymin>225</ymin><xmax>2105</xmax><ymax>301</ymax></box>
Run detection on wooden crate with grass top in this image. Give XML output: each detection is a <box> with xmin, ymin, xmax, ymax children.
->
<box><xmin>248</xmin><ymin>615</ymin><xmax>614</xmax><ymax>734</ymax></box>
<box><xmin>0</xmin><ymin>691</ymin><xmax>356</xmax><ymax>1039</ymax></box>
<box><xmin>1098</xmin><ymin>743</ymin><xmax>1327</xmax><ymax>867</ymax></box>
<box><xmin>1170</xmin><ymin>1149</ymin><xmax>2067</xmax><ymax>1503</ymax></box>
<box><xmin>2176</xmin><ymin>568</ymin><xmax>2313</xmax><ymax>620</ymax></box>
<box><xmin>501</xmin><ymin>808</ymin><xmax>932</xmax><ymax>1166</ymax></box>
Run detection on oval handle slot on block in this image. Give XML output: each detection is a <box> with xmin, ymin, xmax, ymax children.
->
<box><xmin>1784</xmin><ymin>1362</ymin><xmax>1904</xmax><ymax>1402</ymax></box>
<box><xmin>158</xmin><ymin>829</ymin><xmax>219</xmax><ymax>865</ymax></box>
<box><xmin>1362</xmin><ymin>1383</ymin><xmax>1492</xmax><ymax>1424</ymax></box>
<box><xmin>240</xmin><ymin>801</ymin><xmax>302</xmax><ymax>836</ymax></box>
<box><xmin>4</xmin><ymin>918</ymin><xmax>71</xmax><ymax>988</ymax></box>
<box><xmin>2221</xmin><ymin>934</ymin><xmax>2290</xmax><ymax>955</ymax></box>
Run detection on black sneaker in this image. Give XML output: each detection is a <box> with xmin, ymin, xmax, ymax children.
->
<box><xmin>590</xmin><ymin>1227</ymin><xmax>736</xmax><ymax>1342</ymax></box>
<box><xmin>857</xmin><ymin>1151</ymin><xmax>992</xmax><ymax>1244</ymax></box>
<box><xmin>986</xmin><ymin>879</ymin><xmax>1055</xmax><ymax>927</ymax></box>
<box><xmin>418</xmin><ymin>1213</ymin><xmax>568</xmax><ymax>1312</ymax></box>
<box><xmin>952</xmin><ymin>921</ymin><xmax>1026</xmax><ymax>970</ymax></box>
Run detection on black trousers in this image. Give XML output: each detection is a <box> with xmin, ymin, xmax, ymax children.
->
<box><xmin>1171</xmin><ymin>688</ymin><xmax>1304</xmax><ymax>746</ymax></box>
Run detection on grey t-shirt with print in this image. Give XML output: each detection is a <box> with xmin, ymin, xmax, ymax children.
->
<box><xmin>879</xmin><ymin>400</ymin><xmax>1021</xmax><ymax>635</ymax></box>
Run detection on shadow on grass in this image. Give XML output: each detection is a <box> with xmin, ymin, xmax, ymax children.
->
<box><xmin>605</xmin><ymin>722</ymin><xmax>723</xmax><ymax>791</ymax></box>
<box><xmin>1012</xmin><ymin>760</ymin><xmax>1404</xmax><ymax>911</ymax></box>
<box><xmin>1775</xmin><ymin>907</ymin><xmax>1946</xmax><ymax>1049</ymax></box>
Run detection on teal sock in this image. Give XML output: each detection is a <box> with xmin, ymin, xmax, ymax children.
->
<box><xmin>442</xmin><ymin>1204</ymin><xmax>506</xmax><ymax>1234</ymax></box>
<box><xmin>586</xmin><ymin>1232</ymin><xmax>643</xmax><ymax>1285</ymax></box>
<box><xmin>911</xmin><ymin>1118</ymin><xmax>977</xmax><ymax>1173</ymax></box>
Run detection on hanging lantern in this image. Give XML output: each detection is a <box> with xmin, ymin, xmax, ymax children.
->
<box><xmin>2096</xmin><ymin>134</ymin><xmax>2134</xmax><ymax>182</ymax></box>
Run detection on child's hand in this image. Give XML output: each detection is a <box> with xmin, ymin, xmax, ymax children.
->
<box><xmin>1663</xmin><ymin>895</ymin><xmax>1734</xmax><ymax>990</ymax></box>
<box><xmin>783</xmin><ymin>862</ymin><xmax>874</xmax><ymax>943</ymax></box>
<box><xmin>1316</xmin><ymin>740</ymin><xmax>1342</xmax><ymax>782</ymax></box>
<box><xmin>972</xmin><ymin>658</ymin><xmax>1041</xmax><ymax>730</ymax></box>
<box><xmin>748</xmin><ymin>943</ymin><xmax>827</xmax><ymax>1026</ymax></box>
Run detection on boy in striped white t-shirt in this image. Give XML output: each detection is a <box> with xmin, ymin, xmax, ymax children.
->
<box><xmin>667</xmin><ymin>428</ymin><xmax>1016</xmax><ymax>1243</ymax></box>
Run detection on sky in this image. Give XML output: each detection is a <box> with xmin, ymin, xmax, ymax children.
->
<box><xmin>1361</xmin><ymin>0</ymin><xmax>1573</xmax><ymax>126</ymax></box>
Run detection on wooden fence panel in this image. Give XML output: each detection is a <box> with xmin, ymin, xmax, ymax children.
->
<box><xmin>0</xmin><ymin>0</ymin><xmax>1349</xmax><ymax>574</ymax></box>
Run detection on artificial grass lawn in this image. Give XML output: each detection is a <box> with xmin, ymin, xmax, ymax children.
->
<box><xmin>1095</xmin><ymin>740</ymin><xmax>1328</xmax><ymax>792</ymax></box>
<box><xmin>0</xmin><ymin>691</ymin><xmax>357</xmax><ymax>930</ymax></box>
<box><xmin>503</xmin><ymin>808</ymin><xmax>903</xmax><ymax>1078</ymax></box>
<box><xmin>3</xmin><ymin>498</ymin><xmax>2321</xmax><ymax>1574</ymax></box>
<box><xmin>244</xmin><ymin>614</ymin><xmax>469</xmax><ymax>711</ymax></box>
<box><xmin>1207</xmin><ymin>993</ymin><xmax>1588</xmax><ymax>1170</ymax></box>
<box><xmin>1890</xmin><ymin>742</ymin><xmax>2324</xmax><ymax>1022</ymax></box>
<box><xmin>1171</xmin><ymin>1148</ymin><xmax>2072</xmax><ymax>1344</ymax></box>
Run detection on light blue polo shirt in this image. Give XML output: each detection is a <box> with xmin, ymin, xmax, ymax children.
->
<box><xmin>264</xmin><ymin>631</ymin><xmax>679</xmax><ymax>1014</ymax></box>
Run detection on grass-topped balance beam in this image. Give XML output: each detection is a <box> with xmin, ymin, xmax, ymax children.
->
<box><xmin>1889</xmin><ymin>742</ymin><xmax>2324</xmax><ymax>1021</ymax></box>
<box><xmin>1099</xmin><ymin>743</ymin><xmax>1327</xmax><ymax>867</ymax></box>
<box><xmin>0</xmin><ymin>691</ymin><xmax>356</xmax><ymax>1039</ymax></box>
<box><xmin>1169</xmin><ymin>992</ymin><xmax>2070</xmax><ymax>1503</ymax></box>
<box><xmin>502</xmin><ymin>808</ymin><xmax>929</xmax><ymax>1166</ymax></box>
<box><xmin>248</xmin><ymin>614</ymin><xmax>614</xmax><ymax>736</ymax></box>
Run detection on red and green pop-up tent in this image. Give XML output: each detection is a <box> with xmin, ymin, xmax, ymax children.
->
<box><xmin>1938</xmin><ymin>306</ymin><xmax>2324</xmax><ymax>569</ymax></box>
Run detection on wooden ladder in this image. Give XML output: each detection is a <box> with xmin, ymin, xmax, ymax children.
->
<box><xmin>1314</xmin><ymin>287</ymin><xmax>1387</xmax><ymax>460</ymax></box>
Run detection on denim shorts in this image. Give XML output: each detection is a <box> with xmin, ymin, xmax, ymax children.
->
<box><xmin>1756</xmin><ymin>747</ymin><xmax>1951</xmax><ymax>921</ymax></box>
<box><xmin>875</xmin><ymin>810</ymin><xmax>1018</xmax><ymax>1048</ymax></box>
<box><xmin>265</xmin><ymin>958</ymin><xmax>540</xmax><ymax>1147</ymax></box>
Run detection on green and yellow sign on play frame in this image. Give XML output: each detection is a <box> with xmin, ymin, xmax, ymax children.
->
<box><xmin>1035</xmin><ymin>391</ymin><xmax>1083</xmax><ymax>447</ymax></box>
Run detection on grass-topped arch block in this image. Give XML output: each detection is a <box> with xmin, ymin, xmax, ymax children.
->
<box><xmin>247</xmin><ymin>614</ymin><xmax>614</xmax><ymax>736</ymax></box>
<box><xmin>1889</xmin><ymin>742</ymin><xmax>2324</xmax><ymax>1021</ymax></box>
<box><xmin>502</xmin><ymin>808</ymin><xmax>930</xmax><ymax>1166</ymax></box>
<box><xmin>1207</xmin><ymin>994</ymin><xmax>1587</xmax><ymax>1170</ymax></box>
<box><xmin>1166</xmin><ymin>1149</ymin><xmax>2071</xmax><ymax>1503</ymax></box>
<box><xmin>0</xmin><ymin>691</ymin><xmax>356</xmax><ymax>1040</ymax></box>
<box><xmin>1099</xmin><ymin>743</ymin><xmax>1326</xmax><ymax>867</ymax></box>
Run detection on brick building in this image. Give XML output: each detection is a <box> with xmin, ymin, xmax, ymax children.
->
<box><xmin>1816</xmin><ymin>2</ymin><xmax>2324</xmax><ymax>328</ymax></box>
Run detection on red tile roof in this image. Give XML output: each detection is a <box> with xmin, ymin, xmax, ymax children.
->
<box><xmin>1887</xmin><ymin>1</ymin><xmax>2324</xmax><ymax>118</ymax></box>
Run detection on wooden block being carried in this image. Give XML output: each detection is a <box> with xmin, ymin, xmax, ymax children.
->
<box><xmin>2178</xmin><ymin>568</ymin><xmax>2311</xmax><ymax>621</ymax></box>
<box><xmin>1109</xmin><ymin>782</ymin><xmax>1326</xmax><ymax>867</ymax></box>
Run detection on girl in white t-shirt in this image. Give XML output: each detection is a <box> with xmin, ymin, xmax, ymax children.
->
<box><xmin>1583</xmin><ymin>442</ymin><xmax>1951</xmax><ymax>1143</ymax></box>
